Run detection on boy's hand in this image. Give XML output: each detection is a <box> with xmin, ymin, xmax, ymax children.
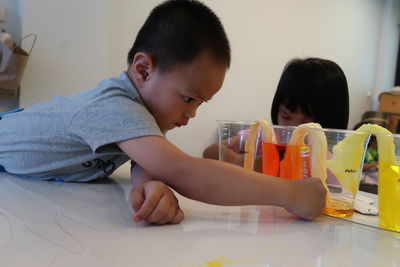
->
<box><xmin>284</xmin><ymin>177</ymin><xmax>327</xmax><ymax>220</ymax></box>
<box><xmin>129</xmin><ymin>180</ymin><xmax>184</xmax><ymax>224</ymax></box>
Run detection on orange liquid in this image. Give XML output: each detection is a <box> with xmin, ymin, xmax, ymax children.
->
<box><xmin>261</xmin><ymin>143</ymin><xmax>309</xmax><ymax>180</ymax></box>
<box><xmin>322</xmin><ymin>199</ymin><xmax>353</xmax><ymax>217</ymax></box>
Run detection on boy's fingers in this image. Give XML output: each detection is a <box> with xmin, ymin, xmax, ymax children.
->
<box><xmin>130</xmin><ymin>185</ymin><xmax>145</xmax><ymax>212</ymax></box>
<box><xmin>145</xmin><ymin>193</ymin><xmax>174</xmax><ymax>223</ymax></box>
<box><xmin>170</xmin><ymin>207</ymin><xmax>185</xmax><ymax>224</ymax></box>
<box><xmin>154</xmin><ymin>200</ymin><xmax>177</xmax><ymax>224</ymax></box>
<box><xmin>135</xmin><ymin>190</ymin><xmax>162</xmax><ymax>222</ymax></box>
<box><xmin>130</xmin><ymin>186</ymin><xmax>146</xmax><ymax>222</ymax></box>
<box><xmin>155</xmin><ymin>195</ymin><xmax>184</xmax><ymax>225</ymax></box>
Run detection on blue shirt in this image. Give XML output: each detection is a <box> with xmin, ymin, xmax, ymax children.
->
<box><xmin>0</xmin><ymin>72</ymin><xmax>163</xmax><ymax>181</ymax></box>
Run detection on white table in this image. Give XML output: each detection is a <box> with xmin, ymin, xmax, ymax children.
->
<box><xmin>0</xmin><ymin>164</ymin><xmax>399</xmax><ymax>267</ymax></box>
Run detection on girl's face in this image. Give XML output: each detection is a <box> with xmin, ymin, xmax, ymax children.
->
<box><xmin>277</xmin><ymin>104</ymin><xmax>314</xmax><ymax>126</ymax></box>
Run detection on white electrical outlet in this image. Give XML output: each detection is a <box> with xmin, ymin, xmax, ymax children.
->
<box><xmin>0</xmin><ymin>5</ymin><xmax>5</xmax><ymax>23</ymax></box>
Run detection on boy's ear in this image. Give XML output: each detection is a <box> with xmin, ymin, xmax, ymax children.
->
<box><xmin>128</xmin><ymin>52</ymin><xmax>154</xmax><ymax>87</ymax></box>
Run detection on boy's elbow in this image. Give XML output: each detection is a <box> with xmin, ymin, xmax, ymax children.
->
<box><xmin>202</xmin><ymin>143</ymin><xmax>219</xmax><ymax>160</ymax></box>
<box><xmin>202</xmin><ymin>148</ymin><xmax>211</xmax><ymax>158</ymax></box>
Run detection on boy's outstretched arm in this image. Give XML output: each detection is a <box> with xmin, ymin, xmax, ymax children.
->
<box><xmin>129</xmin><ymin>163</ymin><xmax>184</xmax><ymax>224</ymax></box>
<box><xmin>117</xmin><ymin>136</ymin><xmax>326</xmax><ymax>220</ymax></box>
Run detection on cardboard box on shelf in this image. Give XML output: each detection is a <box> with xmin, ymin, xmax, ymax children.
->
<box><xmin>379</xmin><ymin>91</ymin><xmax>400</xmax><ymax>114</ymax></box>
<box><xmin>388</xmin><ymin>113</ymin><xmax>400</xmax><ymax>133</ymax></box>
<box><xmin>378</xmin><ymin>90</ymin><xmax>400</xmax><ymax>133</ymax></box>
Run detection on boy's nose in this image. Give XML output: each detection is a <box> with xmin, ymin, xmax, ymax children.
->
<box><xmin>185</xmin><ymin>107</ymin><xmax>197</xmax><ymax>118</ymax></box>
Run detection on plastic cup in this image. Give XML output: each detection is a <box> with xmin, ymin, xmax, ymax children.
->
<box><xmin>217</xmin><ymin>122</ymin><xmax>313</xmax><ymax>177</ymax></box>
<box><xmin>260</xmin><ymin>125</ymin><xmax>311</xmax><ymax>180</ymax></box>
<box><xmin>261</xmin><ymin>125</ymin><xmax>370</xmax><ymax>217</ymax></box>
<box><xmin>375</xmin><ymin>133</ymin><xmax>400</xmax><ymax>232</ymax></box>
<box><xmin>306</xmin><ymin>128</ymin><xmax>371</xmax><ymax>217</ymax></box>
<box><xmin>218</xmin><ymin>121</ymin><xmax>372</xmax><ymax>218</ymax></box>
<box><xmin>217</xmin><ymin>120</ymin><xmax>258</xmax><ymax>169</ymax></box>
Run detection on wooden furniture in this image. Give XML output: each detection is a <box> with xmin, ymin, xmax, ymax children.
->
<box><xmin>379</xmin><ymin>91</ymin><xmax>400</xmax><ymax>133</ymax></box>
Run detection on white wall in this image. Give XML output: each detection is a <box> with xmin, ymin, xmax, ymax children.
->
<box><xmin>0</xmin><ymin>0</ymin><xmax>22</xmax><ymax>112</ymax></box>
<box><xmin>20</xmin><ymin>0</ymin><xmax>110</xmax><ymax>106</ymax></box>
<box><xmin>372</xmin><ymin>0</ymin><xmax>400</xmax><ymax>109</ymax></box>
<box><xmin>19</xmin><ymin>0</ymin><xmax>399</xmax><ymax>157</ymax></box>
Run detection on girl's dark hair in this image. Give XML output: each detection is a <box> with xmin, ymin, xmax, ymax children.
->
<box><xmin>127</xmin><ymin>0</ymin><xmax>231</xmax><ymax>72</ymax></box>
<box><xmin>271</xmin><ymin>57</ymin><xmax>349</xmax><ymax>129</ymax></box>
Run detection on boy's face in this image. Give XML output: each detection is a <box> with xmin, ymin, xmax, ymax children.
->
<box><xmin>132</xmin><ymin>51</ymin><xmax>227</xmax><ymax>132</ymax></box>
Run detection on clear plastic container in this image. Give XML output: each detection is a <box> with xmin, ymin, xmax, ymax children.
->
<box><xmin>305</xmin><ymin>127</ymin><xmax>371</xmax><ymax>217</ymax></box>
<box><xmin>217</xmin><ymin>120</ymin><xmax>257</xmax><ymax>169</ymax></box>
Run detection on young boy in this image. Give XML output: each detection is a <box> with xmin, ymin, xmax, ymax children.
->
<box><xmin>0</xmin><ymin>0</ymin><xmax>326</xmax><ymax>224</ymax></box>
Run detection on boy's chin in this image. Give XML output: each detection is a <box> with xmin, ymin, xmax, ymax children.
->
<box><xmin>160</xmin><ymin>125</ymin><xmax>175</xmax><ymax>132</ymax></box>
<box><xmin>160</xmin><ymin>122</ymin><xmax>186</xmax><ymax>132</ymax></box>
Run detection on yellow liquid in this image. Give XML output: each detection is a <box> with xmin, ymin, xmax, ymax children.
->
<box><xmin>378</xmin><ymin>162</ymin><xmax>400</xmax><ymax>232</ymax></box>
<box><xmin>322</xmin><ymin>199</ymin><xmax>353</xmax><ymax>217</ymax></box>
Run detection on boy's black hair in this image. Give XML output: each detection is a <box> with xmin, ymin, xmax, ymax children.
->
<box><xmin>127</xmin><ymin>0</ymin><xmax>231</xmax><ymax>71</ymax></box>
<box><xmin>271</xmin><ymin>57</ymin><xmax>349</xmax><ymax>129</ymax></box>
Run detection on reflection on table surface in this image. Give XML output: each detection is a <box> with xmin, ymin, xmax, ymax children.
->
<box><xmin>0</xmin><ymin>165</ymin><xmax>399</xmax><ymax>267</ymax></box>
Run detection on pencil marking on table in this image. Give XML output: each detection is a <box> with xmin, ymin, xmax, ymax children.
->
<box><xmin>59</xmin><ymin>210</ymin><xmax>137</xmax><ymax>235</ymax></box>
<box><xmin>22</xmin><ymin>212</ymin><xmax>85</xmax><ymax>254</ymax></box>
<box><xmin>0</xmin><ymin>211</ymin><xmax>13</xmax><ymax>253</ymax></box>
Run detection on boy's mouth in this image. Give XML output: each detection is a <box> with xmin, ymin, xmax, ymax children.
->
<box><xmin>175</xmin><ymin>121</ymin><xmax>188</xmax><ymax>127</ymax></box>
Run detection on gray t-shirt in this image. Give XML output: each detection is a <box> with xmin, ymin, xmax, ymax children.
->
<box><xmin>0</xmin><ymin>72</ymin><xmax>163</xmax><ymax>181</ymax></box>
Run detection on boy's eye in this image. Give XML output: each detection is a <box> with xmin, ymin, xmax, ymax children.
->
<box><xmin>182</xmin><ymin>96</ymin><xmax>195</xmax><ymax>103</ymax></box>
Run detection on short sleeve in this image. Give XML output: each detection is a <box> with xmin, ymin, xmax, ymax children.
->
<box><xmin>69</xmin><ymin>91</ymin><xmax>163</xmax><ymax>152</ymax></box>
